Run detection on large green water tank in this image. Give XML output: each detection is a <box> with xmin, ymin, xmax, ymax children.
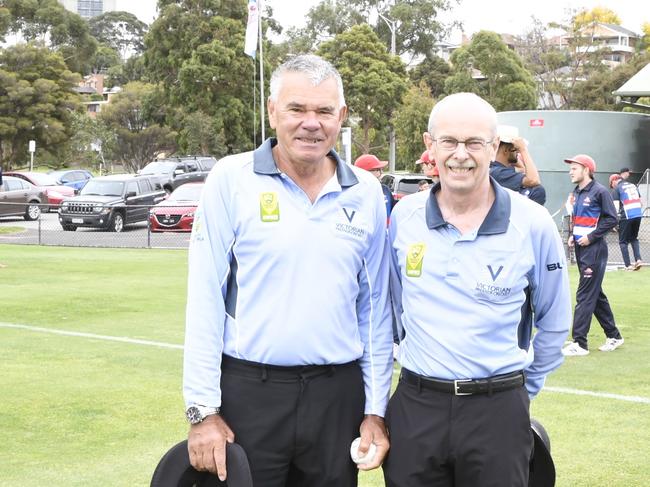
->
<box><xmin>497</xmin><ymin>110</ymin><xmax>650</xmax><ymax>221</ymax></box>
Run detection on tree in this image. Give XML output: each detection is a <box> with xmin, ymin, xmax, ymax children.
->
<box><xmin>2</xmin><ymin>0</ymin><xmax>97</xmax><ymax>73</ymax></box>
<box><xmin>318</xmin><ymin>24</ymin><xmax>409</xmax><ymax>155</ymax></box>
<box><xmin>393</xmin><ymin>82</ymin><xmax>435</xmax><ymax>171</ymax></box>
<box><xmin>64</xmin><ymin>110</ymin><xmax>117</xmax><ymax>172</ymax></box>
<box><xmin>408</xmin><ymin>55</ymin><xmax>450</xmax><ymax>99</ymax></box>
<box><xmin>144</xmin><ymin>0</ymin><xmax>267</xmax><ymax>153</ymax></box>
<box><xmin>177</xmin><ymin>110</ymin><xmax>228</xmax><ymax>157</ymax></box>
<box><xmin>98</xmin><ymin>82</ymin><xmax>176</xmax><ymax>172</ymax></box>
<box><xmin>0</xmin><ymin>44</ymin><xmax>80</xmax><ymax>169</ymax></box>
<box><xmin>289</xmin><ymin>0</ymin><xmax>455</xmax><ymax>62</ymax></box>
<box><xmin>88</xmin><ymin>11</ymin><xmax>148</xmax><ymax>60</ymax></box>
<box><xmin>88</xmin><ymin>44</ymin><xmax>122</xmax><ymax>75</ymax></box>
<box><xmin>106</xmin><ymin>55</ymin><xmax>148</xmax><ymax>88</ymax></box>
<box><xmin>446</xmin><ymin>31</ymin><xmax>537</xmax><ymax>111</ymax></box>
<box><xmin>574</xmin><ymin>7</ymin><xmax>621</xmax><ymax>26</ymax></box>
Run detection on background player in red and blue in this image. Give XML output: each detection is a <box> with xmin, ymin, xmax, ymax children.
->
<box><xmin>562</xmin><ymin>154</ymin><xmax>625</xmax><ymax>356</ymax></box>
<box><xmin>609</xmin><ymin>173</ymin><xmax>643</xmax><ymax>271</ymax></box>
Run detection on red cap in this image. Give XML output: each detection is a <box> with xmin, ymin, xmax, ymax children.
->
<box><xmin>564</xmin><ymin>154</ymin><xmax>596</xmax><ymax>173</ymax></box>
<box><xmin>354</xmin><ymin>154</ymin><xmax>388</xmax><ymax>171</ymax></box>
<box><xmin>416</xmin><ymin>150</ymin><xmax>433</xmax><ymax>165</ymax></box>
<box><xmin>609</xmin><ymin>173</ymin><xmax>622</xmax><ymax>187</ymax></box>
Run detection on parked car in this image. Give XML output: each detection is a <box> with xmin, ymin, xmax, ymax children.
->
<box><xmin>0</xmin><ymin>176</ymin><xmax>45</xmax><ymax>220</ymax></box>
<box><xmin>58</xmin><ymin>174</ymin><xmax>166</xmax><ymax>232</ymax></box>
<box><xmin>381</xmin><ymin>172</ymin><xmax>433</xmax><ymax>200</ymax></box>
<box><xmin>149</xmin><ymin>182</ymin><xmax>204</xmax><ymax>232</ymax></box>
<box><xmin>5</xmin><ymin>171</ymin><xmax>76</xmax><ymax>210</ymax></box>
<box><xmin>138</xmin><ymin>156</ymin><xmax>217</xmax><ymax>194</ymax></box>
<box><xmin>48</xmin><ymin>169</ymin><xmax>93</xmax><ymax>191</ymax></box>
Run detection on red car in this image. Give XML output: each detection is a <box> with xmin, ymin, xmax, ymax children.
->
<box><xmin>148</xmin><ymin>182</ymin><xmax>204</xmax><ymax>232</ymax></box>
<box><xmin>5</xmin><ymin>171</ymin><xmax>76</xmax><ymax>210</ymax></box>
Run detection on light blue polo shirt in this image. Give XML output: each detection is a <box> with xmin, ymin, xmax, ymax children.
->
<box><xmin>184</xmin><ymin>138</ymin><xmax>393</xmax><ymax>416</ymax></box>
<box><xmin>389</xmin><ymin>179</ymin><xmax>570</xmax><ymax>398</ymax></box>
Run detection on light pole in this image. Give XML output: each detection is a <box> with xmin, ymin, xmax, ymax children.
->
<box><xmin>378</xmin><ymin>12</ymin><xmax>397</xmax><ymax>172</ymax></box>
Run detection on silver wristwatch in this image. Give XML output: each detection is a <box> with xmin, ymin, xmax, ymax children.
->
<box><xmin>185</xmin><ymin>405</ymin><xmax>220</xmax><ymax>425</ymax></box>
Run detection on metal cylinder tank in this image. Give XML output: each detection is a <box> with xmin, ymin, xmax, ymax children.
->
<box><xmin>497</xmin><ymin>110</ymin><xmax>650</xmax><ymax>221</ymax></box>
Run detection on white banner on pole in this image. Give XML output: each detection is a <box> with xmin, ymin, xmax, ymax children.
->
<box><xmin>244</xmin><ymin>0</ymin><xmax>259</xmax><ymax>58</ymax></box>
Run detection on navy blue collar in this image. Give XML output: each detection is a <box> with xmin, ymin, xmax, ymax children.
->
<box><xmin>425</xmin><ymin>177</ymin><xmax>511</xmax><ymax>235</ymax></box>
<box><xmin>253</xmin><ymin>138</ymin><xmax>358</xmax><ymax>187</ymax></box>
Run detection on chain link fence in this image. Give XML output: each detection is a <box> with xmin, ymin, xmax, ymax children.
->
<box><xmin>2</xmin><ymin>203</ymin><xmax>650</xmax><ymax>266</ymax></box>
<box><xmin>0</xmin><ymin>202</ymin><xmax>193</xmax><ymax>249</ymax></box>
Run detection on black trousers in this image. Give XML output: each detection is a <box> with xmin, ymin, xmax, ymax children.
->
<box><xmin>220</xmin><ymin>355</ymin><xmax>365</xmax><ymax>487</ymax></box>
<box><xmin>618</xmin><ymin>218</ymin><xmax>642</xmax><ymax>266</ymax></box>
<box><xmin>383</xmin><ymin>374</ymin><xmax>532</xmax><ymax>487</ymax></box>
<box><xmin>573</xmin><ymin>244</ymin><xmax>621</xmax><ymax>349</ymax></box>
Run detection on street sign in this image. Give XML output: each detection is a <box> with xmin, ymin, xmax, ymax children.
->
<box><xmin>29</xmin><ymin>140</ymin><xmax>36</xmax><ymax>152</ymax></box>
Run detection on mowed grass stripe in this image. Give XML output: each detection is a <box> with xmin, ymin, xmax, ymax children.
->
<box><xmin>3</xmin><ymin>321</ymin><xmax>649</xmax><ymax>405</ymax></box>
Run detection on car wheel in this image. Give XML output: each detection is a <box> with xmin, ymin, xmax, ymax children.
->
<box><xmin>61</xmin><ymin>224</ymin><xmax>77</xmax><ymax>231</ymax></box>
<box><xmin>110</xmin><ymin>212</ymin><xmax>124</xmax><ymax>233</ymax></box>
<box><xmin>24</xmin><ymin>202</ymin><xmax>41</xmax><ymax>221</ymax></box>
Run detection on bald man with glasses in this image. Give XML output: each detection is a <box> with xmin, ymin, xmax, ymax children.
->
<box><xmin>384</xmin><ymin>93</ymin><xmax>570</xmax><ymax>487</ymax></box>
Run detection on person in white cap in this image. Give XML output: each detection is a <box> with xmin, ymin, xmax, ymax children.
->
<box><xmin>490</xmin><ymin>125</ymin><xmax>546</xmax><ymax>205</ymax></box>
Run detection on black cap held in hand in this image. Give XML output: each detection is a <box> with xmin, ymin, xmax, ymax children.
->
<box><xmin>150</xmin><ymin>440</ymin><xmax>253</xmax><ymax>487</ymax></box>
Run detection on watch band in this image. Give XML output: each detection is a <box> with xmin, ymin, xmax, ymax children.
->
<box><xmin>185</xmin><ymin>405</ymin><xmax>220</xmax><ymax>425</ymax></box>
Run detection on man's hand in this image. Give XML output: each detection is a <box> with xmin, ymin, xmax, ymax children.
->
<box><xmin>187</xmin><ymin>415</ymin><xmax>235</xmax><ymax>481</ymax></box>
<box><xmin>567</xmin><ymin>235</ymin><xmax>574</xmax><ymax>248</ymax></box>
<box><xmin>356</xmin><ymin>414</ymin><xmax>390</xmax><ymax>471</ymax></box>
<box><xmin>577</xmin><ymin>235</ymin><xmax>590</xmax><ymax>246</ymax></box>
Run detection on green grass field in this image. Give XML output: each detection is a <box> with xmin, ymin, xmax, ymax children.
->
<box><xmin>1</xmin><ymin>244</ymin><xmax>649</xmax><ymax>486</ymax></box>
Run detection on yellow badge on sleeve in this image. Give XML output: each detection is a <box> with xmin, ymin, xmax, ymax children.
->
<box><xmin>406</xmin><ymin>243</ymin><xmax>426</xmax><ymax>277</ymax></box>
<box><xmin>260</xmin><ymin>192</ymin><xmax>280</xmax><ymax>222</ymax></box>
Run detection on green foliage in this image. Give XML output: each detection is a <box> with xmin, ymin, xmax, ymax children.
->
<box><xmin>447</xmin><ymin>31</ymin><xmax>537</xmax><ymax>111</ymax></box>
<box><xmin>393</xmin><ymin>82</ymin><xmax>435</xmax><ymax>171</ymax></box>
<box><xmin>98</xmin><ymin>82</ymin><xmax>177</xmax><ymax>172</ymax></box>
<box><xmin>293</xmin><ymin>0</ymin><xmax>454</xmax><ymax>60</ymax></box>
<box><xmin>88</xmin><ymin>10</ymin><xmax>148</xmax><ymax>60</ymax></box>
<box><xmin>176</xmin><ymin>110</ymin><xmax>228</xmax><ymax>157</ymax></box>
<box><xmin>63</xmin><ymin>110</ymin><xmax>117</xmax><ymax>172</ymax></box>
<box><xmin>0</xmin><ymin>43</ymin><xmax>80</xmax><ymax>170</ymax></box>
<box><xmin>408</xmin><ymin>55</ymin><xmax>450</xmax><ymax>99</ymax></box>
<box><xmin>88</xmin><ymin>43</ymin><xmax>122</xmax><ymax>74</ymax></box>
<box><xmin>3</xmin><ymin>0</ymin><xmax>98</xmax><ymax>73</ymax></box>
<box><xmin>105</xmin><ymin>54</ymin><xmax>148</xmax><ymax>88</ymax></box>
<box><xmin>144</xmin><ymin>0</ymin><xmax>265</xmax><ymax>153</ymax></box>
<box><xmin>318</xmin><ymin>24</ymin><xmax>408</xmax><ymax>154</ymax></box>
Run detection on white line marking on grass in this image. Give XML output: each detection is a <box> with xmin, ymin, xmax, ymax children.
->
<box><xmin>544</xmin><ymin>386</ymin><xmax>650</xmax><ymax>404</ymax></box>
<box><xmin>4</xmin><ymin>324</ymin><xmax>650</xmax><ymax>405</ymax></box>
<box><xmin>0</xmin><ymin>322</ymin><xmax>183</xmax><ymax>350</ymax></box>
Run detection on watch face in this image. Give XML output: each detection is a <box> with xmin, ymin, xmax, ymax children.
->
<box><xmin>186</xmin><ymin>406</ymin><xmax>202</xmax><ymax>425</ymax></box>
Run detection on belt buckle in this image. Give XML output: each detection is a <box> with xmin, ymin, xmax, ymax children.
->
<box><xmin>454</xmin><ymin>379</ymin><xmax>473</xmax><ymax>396</ymax></box>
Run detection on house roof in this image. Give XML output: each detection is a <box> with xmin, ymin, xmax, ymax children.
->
<box><xmin>613</xmin><ymin>63</ymin><xmax>650</xmax><ymax>97</ymax></box>
<box><xmin>599</xmin><ymin>23</ymin><xmax>639</xmax><ymax>38</ymax></box>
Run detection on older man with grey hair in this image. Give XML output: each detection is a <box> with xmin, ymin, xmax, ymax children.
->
<box><xmin>183</xmin><ymin>54</ymin><xmax>393</xmax><ymax>487</ymax></box>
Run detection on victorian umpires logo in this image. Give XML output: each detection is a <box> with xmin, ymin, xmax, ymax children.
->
<box><xmin>259</xmin><ymin>192</ymin><xmax>280</xmax><ymax>222</ymax></box>
<box><xmin>475</xmin><ymin>264</ymin><xmax>511</xmax><ymax>297</ymax></box>
<box><xmin>334</xmin><ymin>207</ymin><xmax>366</xmax><ymax>239</ymax></box>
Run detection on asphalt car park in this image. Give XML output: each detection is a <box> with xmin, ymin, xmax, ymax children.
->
<box><xmin>0</xmin><ymin>211</ymin><xmax>191</xmax><ymax>249</ymax></box>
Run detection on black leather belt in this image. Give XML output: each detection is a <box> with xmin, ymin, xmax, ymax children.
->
<box><xmin>400</xmin><ymin>368</ymin><xmax>525</xmax><ymax>396</ymax></box>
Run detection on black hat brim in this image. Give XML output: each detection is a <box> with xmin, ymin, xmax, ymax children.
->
<box><xmin>151</xmin><ymin>440</ymin><xmax>253</xmax><ymax>487</ymax></box>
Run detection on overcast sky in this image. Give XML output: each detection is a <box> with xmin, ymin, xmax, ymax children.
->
<box><xmin>119</xmin><ymin>0</ymin><xmax>650</xmax><ymax>35</ymax></box>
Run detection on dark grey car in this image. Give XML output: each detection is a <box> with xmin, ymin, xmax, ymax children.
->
<box><xmin>0</xmin><ymin>176</ymin><xmax>45</xmax><ymax>221</ymax></box>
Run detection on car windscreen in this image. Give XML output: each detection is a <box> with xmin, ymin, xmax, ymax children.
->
<box><xmin>140</xmin><ymin>161</ymin><xmax>176</xmax><ymax>175</ymax></box>
<box><xmin>81</xmin><ymin>180</ymin><xmax>125</xmax><ymax>196</ymax></box>
<box><xmin>397</xmin><ymin>178</ymin><xmax>429</xmax><ymax>195</ymax></box>
<box><xmin>28</xmin><ymin>173</ymin><xmax>58</xmax><ymax>186</ymax></box>
<box><xmin>170</xmin><ymin>184</ymin><xmax>204</xmax><ymax>201</ymax></box>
